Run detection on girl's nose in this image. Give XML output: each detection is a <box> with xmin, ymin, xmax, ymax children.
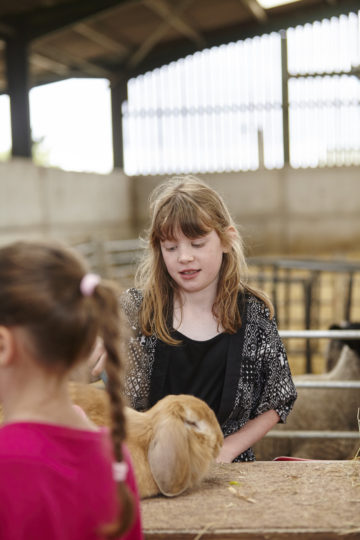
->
<box><xmin>178</xmin><ymin>248</ymin><xmax>194</xmax><ymax>263</ymax></box>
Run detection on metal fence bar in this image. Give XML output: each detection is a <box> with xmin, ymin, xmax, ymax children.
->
<box><xmin>279</xmin><ymin>330</ymin><xmax>360</xmax><ymax>339</ymax></box>
<box><xmin>248</xmin><ymin>256</ymin><xmax>360</xmax><ymax>272</ymax></box>
<box><xmin>274</xmin><ymin>329</ymin><xmax>360</xmax><ymax>446</ymax></box>
<box><xmin>104</xmin><ymin>239</ymin><xmax>142</xmax><ymax>251</ymax></box>
<box><xmin>265</xmin><ymin>430</ymin><xmax>359</xmax><ymax>439</ymax></box>
<box><xmin>295</xmin><ymin>381</ymin><xmax>360</xmax><ymax>389</ymax></box>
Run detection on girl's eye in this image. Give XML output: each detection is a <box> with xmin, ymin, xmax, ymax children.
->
<box><xmin>165</xmin><ymin>246</ymin><xmax>176</xmax><ymax>252</ymax></box>
<box><xmin>192</xmin><ymin>242</ymin><xmax>204</xmax><ymax>248</ymax></box>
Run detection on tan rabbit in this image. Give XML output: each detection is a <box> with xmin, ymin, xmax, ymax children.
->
<box><xmin>30</xmin><ymin>382</ymin><xmax>223</xmax><ymax>498</ymax></box>
<box><xmin>124</xmin><ymin>393</ymin><xmax>223</xmax><ymax>498</ymax></box>
<box><xmin>68</xmin><ymin>381</ymin><xmax>111</xmax><ymax>427</ymax></box>
<box><xmin>0</xmin><ymin>384</ymin><xmax>223</xmax><ymax>498</ymax></box>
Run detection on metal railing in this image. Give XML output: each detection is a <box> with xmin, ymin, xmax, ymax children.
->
<box><xmin>266</xmin><ymin>430</ymin><xmax>359</xmax><ymax>440</ymax></box>
<box><xmin>267</xmin><ymin>329</ymin><xmax>360</xmax><ymax>444</ymax></box>
<box><xmin>249</xmin><ymin>257</ymin><xmax>360</xmax><ymax>372</ymax></box>
<box><xmin>279</xmin><ymin>329</ymin><xmax>360</xmax><ymax>340</ymax></box>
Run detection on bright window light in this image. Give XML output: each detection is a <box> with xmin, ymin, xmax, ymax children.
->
<box><xmin>257</xmin><ymin>0</ymin><xmax>302</xmax><ymax>8</ymax></box>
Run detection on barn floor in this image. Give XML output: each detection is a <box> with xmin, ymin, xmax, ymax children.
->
<box><xmin>140</xmin><ymin>461</ymin><xmax>360</xmax><ymax>539</ymax></box>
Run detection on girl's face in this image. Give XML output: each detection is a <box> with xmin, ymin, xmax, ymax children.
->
<box><xmin>160</xmin><ymin>229</ymin><xmax>226</xmax><ymax>297</ymax></box>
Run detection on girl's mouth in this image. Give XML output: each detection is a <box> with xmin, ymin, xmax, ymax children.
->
<box><xmin>180</xmin><ymin>269</ymin><xmax>200</xmax><ymax>276</ymax></box>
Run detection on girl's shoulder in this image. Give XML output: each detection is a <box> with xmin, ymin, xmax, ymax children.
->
<box><xmin>244</xmin><ymin>290</ymin><xmax>273</xmax><ymax>322</ymax></box>
<box><xmin>119</xmin><ymin>288</ymin><xmax>143</xmax><ymax>329</ymax></box>
<box><xmin>120</xmin><ymin>287</ymin><xmax>143</xmax><ymax>308</ymax></box>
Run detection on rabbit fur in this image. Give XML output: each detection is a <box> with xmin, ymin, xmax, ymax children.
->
<box><xmin>124</xmin><ymin>393</ymin><xmax>223</xmax><ymax>498</ymax></box>
<box><xmin>0</xmin><ymin>382</ymin><xmax>223</xmax><ymax>499</ymax></box>
<box><xmin>70</xmin><ymin>386</ymin><xmax>223</xmax><ymax>498</ymax></box>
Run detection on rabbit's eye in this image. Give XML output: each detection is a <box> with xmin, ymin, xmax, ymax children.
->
<box><xmin>185</xmin><ymin>419</ymin><xmax>200</xmax><ymax>430</ymax></box>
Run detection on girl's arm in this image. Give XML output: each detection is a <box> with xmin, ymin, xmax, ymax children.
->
<box><xmin>216</xmin><ymin>409</ymin><xmax>279</xmax><ymax>463</ymax></box>
<box><xmin>87</xmin><ymin>336</ymin><xmax>107</xmax><ymax>378</ymax></box>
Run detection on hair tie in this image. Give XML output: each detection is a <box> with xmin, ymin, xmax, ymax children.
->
<box><xmin>80</xmin><ymin>273</ymin><xmax>101</xmax><ymax>296</ymax></box>
<box><xmin>113</xmin><ymin>461</ymin><xmax>128</xmax><ymax>482</ymax></box>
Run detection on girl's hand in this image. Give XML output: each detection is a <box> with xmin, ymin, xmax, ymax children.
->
<box><xmin>216</xmin><ymin>444</ymin><xmax>236</xmax><ymax>464</ymax></box>
<box><xmin>216</xmin><ymin>410</ymin><xmax>280</xmax><ymax>463</ymax></box>
<box><xmin>87</xmin><ymin>337</ymin><xmax>107</xmax><ymax>380</ymax></box>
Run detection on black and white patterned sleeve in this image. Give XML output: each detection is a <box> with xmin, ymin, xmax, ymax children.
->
<box><xmin>119</xmin><ymin>288</ymin><xmax>156</xmax><ymax>411</ymax></box>
<box><xmin>119</xmin><ymin>288</ymin><xmax>143</xmax><ymax>332</ymax></box>
<box><xmin>252</xmin><ymin>308</ymin><xmax>297</xmax><ymax>423</ymax></box>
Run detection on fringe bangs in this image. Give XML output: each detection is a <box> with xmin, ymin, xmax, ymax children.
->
<box><xmin>151</xmin><ymin>195</ymin><xmax>213</xmax><ymax>244</ymax></box>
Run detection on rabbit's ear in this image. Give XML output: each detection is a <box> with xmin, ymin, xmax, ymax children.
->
<box><xmin>148</xmin><ymin>416</ymin><xmax>191</xmax><ymax>497</ymax></box>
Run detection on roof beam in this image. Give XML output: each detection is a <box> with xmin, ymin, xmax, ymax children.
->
<box><xmin>289</xmin><ymin>67</ymin><xmax>360</xmax><ymax>78</ymax></box>
<box><xmin>30</xmin><ymin>53</ymin><xmax>70</xmax><ymax>76</ymax></box>
<box><xmin>27</xmin><ymin>72</ymin><xmax>104</xmax><ymax>90</ymax></box>
<box><xmin>127</xmin><ymin>0</ymin><xmax>203</xmax><ymax>69</ymax></box>
<box><xmin>0</xmin><ymin>21</ymin><xmax>15</xmax><ymax>38</ymax></box>
<box><xmin>73</xmin><ymin>22</ymin><xmax>130</xmax><ymax>58</ymax></box>
<box><xmin>31</xmin><ymin>43</ymin><xmax>111</xmax><ymax>78</ymax></box>
<box><xmin>144</xmin><ymin>0</ymin><xmax>205</xmax><ymax>47</ymax></box>
<box><xmin>1</xmin><ymin>0</ymin><xmax>138</xmax><ymax>41</ymax></box>
<box><xmin>241</xmin><ymin>0</ymin><xmax>268</xmax><ymax>23</ymax></box>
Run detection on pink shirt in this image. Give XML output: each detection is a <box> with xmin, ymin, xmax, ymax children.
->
<box><xmin>0</xmin><ymin>422</ymin><xmax>143</xmax><ymax>540</ymax></box>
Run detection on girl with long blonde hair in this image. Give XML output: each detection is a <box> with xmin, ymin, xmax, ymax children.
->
<box><xmin>121</xmin><ymin>175</ymin><xmax>297</xmax><ymax>462</ymax></box>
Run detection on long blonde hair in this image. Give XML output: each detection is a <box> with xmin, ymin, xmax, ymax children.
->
<box><xmin>136</xmin><ymin>175</ymin><xmax>273</xmax><ymax>344</ymax></box>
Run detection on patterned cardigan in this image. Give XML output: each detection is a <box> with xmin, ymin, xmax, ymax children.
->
<box><xmin>120</xmin><ymin>288</ymin><xmax>297</xmax><ymax>461</ymax></box>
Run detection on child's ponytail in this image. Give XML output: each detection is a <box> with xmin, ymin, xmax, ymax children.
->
<box><xmin>92</xmin><ymin>282</ymin><xmax>135</xmax><ymax>538</ymax></box>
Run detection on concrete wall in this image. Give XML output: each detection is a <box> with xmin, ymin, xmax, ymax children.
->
<box><xmin>0</xmin><ymin>158</ymin><xmax>134</xmax><ymax>246</ymax></box>
<box><xmin>1</xmin><ymin>158</ymin><xmax>359</xmax><ymax>255</ymax></box>
<box><xmin>132</xmin><ymin>166</ymin><xmax>360</xmax><ymax>256</ymax></box>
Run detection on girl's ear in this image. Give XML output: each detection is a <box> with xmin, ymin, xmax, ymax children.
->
<box><xmin>0</xmin><ymin>326</ymin><xmax>15</xmax><ymax>367</ymax></box>
<box><xmin>223</xmin><ymin>226</ymin><xmax>238</xmax><ymax>252</ymax></box>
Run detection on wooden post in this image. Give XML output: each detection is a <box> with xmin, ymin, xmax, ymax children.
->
<box><xmin>5</xmin><ymin>37</ymin><xmax>32</xmax><ymax>158</ymax></box>
<box><xmin>280</xmin><ymin>29</ymin><xmax>289</xmax><ymax>166</ymax></box>
<box><xmin>110</xmin><ymin>76</ymin><xmax>128</xmax><ymax>170</ymax></box>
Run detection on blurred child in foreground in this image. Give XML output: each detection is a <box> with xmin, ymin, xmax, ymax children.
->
<box><xmin>0</xmin><ymin>240</ymin><xmax>143</xmax><ymax>540</ymax></box>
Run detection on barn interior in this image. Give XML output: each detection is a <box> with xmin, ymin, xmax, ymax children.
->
<box><xmin>0</xmin><ymin>0</ymin><xmax>359</xmax><ymax>483</ymax></box>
